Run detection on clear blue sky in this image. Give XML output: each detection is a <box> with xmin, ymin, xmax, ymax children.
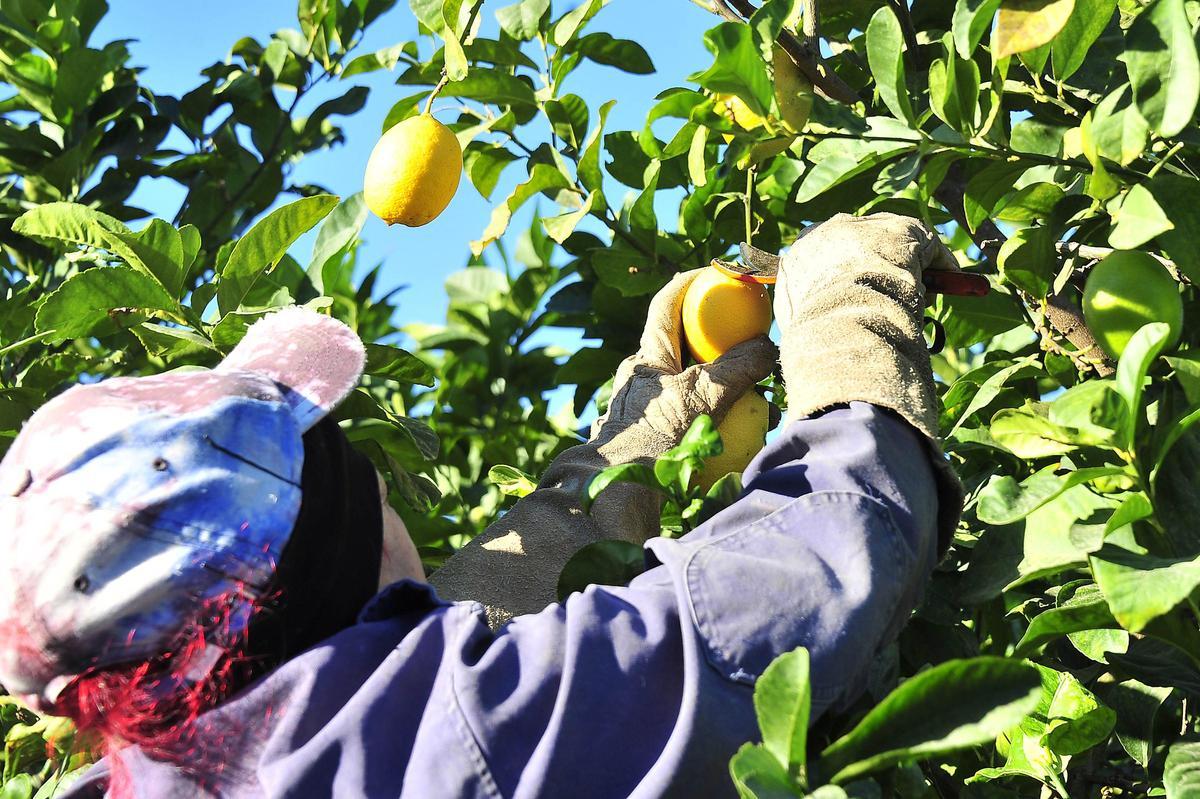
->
<box><xmin>93</xmin><ymin>1</ymin><xmax>714</xmax><ymax>341</ymax></box>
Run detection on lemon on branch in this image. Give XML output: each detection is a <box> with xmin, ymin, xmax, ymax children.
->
<box><xmin>714</xmin><ymin>49</ymin><xmax>813</xmax><ymax>141</ymax></box>
<box><xmin>1082</xmin><ymin>250</ymin><xmax>1183</xmax><ymax>359</ymax></box>
<box><xmin>364</xmin><ymin>113</ymin><xmax>463</xmax><ymax>227</ymax></box>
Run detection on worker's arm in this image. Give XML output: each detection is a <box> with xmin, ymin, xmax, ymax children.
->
<box><xmin>63</xmin><ymin>401</ymin><xmax>939</xmax><ymax>799</ymax></box>
<box><xmin>430</xmin><ymin>271</ymin><xmax>776</xmax><ymax>628</ymax></box>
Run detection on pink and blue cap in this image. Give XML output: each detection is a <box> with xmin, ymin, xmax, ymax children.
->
<box><xmin>0</xmin><ymin>308</ymin><xmax>366</xmax><ymax>707</ymax></box>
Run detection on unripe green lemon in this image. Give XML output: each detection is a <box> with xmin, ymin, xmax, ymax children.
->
<box><xmin>698</xmin><ymin>391</ymin><xmax>770</xmax><ymax>491</ymax></box>
<box><xmin>364</xmin><ymin>114</ymin><xmax>462</xmax><ymax>227</ymax></box>
<box><xmin>1082</xmin><ymin>250</ymin><xmax>1183</xmax><ymax>359</ymax></box>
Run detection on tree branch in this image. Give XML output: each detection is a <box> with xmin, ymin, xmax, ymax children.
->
<box><xmin>936</xmin><ymin>167</ymin><xmax>1115</xmax><ymax>377</ymax></box>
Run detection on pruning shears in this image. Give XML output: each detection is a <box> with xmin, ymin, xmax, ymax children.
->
<box><xmin>713</xmin><ymin>242</ymin><xmax>991</xmax><ymax>297</ymax></box>
<box><xmin>713</xmin><ymin>242</ymin><xmax>991</xmax><ymax>355</ymax></box>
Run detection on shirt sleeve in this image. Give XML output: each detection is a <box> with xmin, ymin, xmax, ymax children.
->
<box><xmin>61</xmin><ymin>402</ymin><xmax>941</xmax><ymax>799</ymax></box>
<box><xmin>443</xmin><ymin>402</ymin><xmax>940</xmax><ymax>798</ymax></box>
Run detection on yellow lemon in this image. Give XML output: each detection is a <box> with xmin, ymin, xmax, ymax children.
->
<box><xmin>364</xmin><ymin>114</ymin><xmax>462</xmax><ymax>227</ymax></box>
<box><xmin>698</xmin><ymin>392</ymin><xmax>770</xmax><ymax>491</ymax></box>
<box><xmin>715</xmin><ymin>49</ymin><xmax>812</xmax><ymax>142</ymax></box>
<box><xmin>1082</xmin><ymin>250</ymin><xmax>1183</xmax><ymax>359</ymax></box>
<box><xmin>773</xmin><ymin>49</ymin><xmax>813</xmax><ymax>134</ymax></box>
<box><xmin>682</xmin><ymin>266</ymin><xmax>773</xmax><ymax>364</ymax></box>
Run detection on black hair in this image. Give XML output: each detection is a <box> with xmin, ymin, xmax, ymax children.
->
<box><xmin>244</xmin><ymin>415</ymin><xmax>384</xmax><ymax>669</ymax></box>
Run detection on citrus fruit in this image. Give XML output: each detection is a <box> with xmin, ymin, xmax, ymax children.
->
<box><xmin>772</xmin><ymin>48</ymin><xmax>813</xmax><ymax>134</ymax></box>
<box><xmin>681</xmin><ymin>266</ymin><xmax>773</xmax><ymax>364</ymax></box>
<box><xmin>364</xmin><ymin>114</ymin><xmax>462</xmax><ymax>227</ymax></box>
<box><xmin>1082</xmin><ymin>250</ymin><xmax>1183</xmax><ymax>359</ymax></box>
<box><xmin>714</xmin><ymin>49</ymin><xmax>812</xmax><ymax>142</ymax></box>
<box><xmin>697</xmin><ymin>391</ymin><xmax>770</xmax><ymax>491</ymax></box>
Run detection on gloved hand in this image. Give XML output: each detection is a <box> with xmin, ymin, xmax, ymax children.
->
<box><xmin>776</xmin><ymin>212</ymin><xmax>964</xmax><ymax>547</ymax></box>
<box><xmin>430</xmin><ymin>271</ymin><xmax>777</xmax><ymax>627</ymax></box>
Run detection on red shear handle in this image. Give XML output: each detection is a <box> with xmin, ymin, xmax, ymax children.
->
<box><xmin>923</xmin><ymin>271</ymin><xmax>990</xmax><ymax>297</ymax></box>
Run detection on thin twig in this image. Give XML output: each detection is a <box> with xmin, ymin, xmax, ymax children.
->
<box><xmin>937</xmin><ymin>165</ymin><xmax>1116</xmax><ymax>377</ymax></box>
<box><xmin>800</xmin><ymin>0</ymin><xmax>820</xmax><ymax>52</ymax></box>
<box><xmin>424</xmin><ymin>0</ymin><xmax>486</xmax><ymax>114</ymax></box>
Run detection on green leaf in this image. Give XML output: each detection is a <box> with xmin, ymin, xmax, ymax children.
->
<box><xmin>755</xmin><ymin>648</ymin><xmax>811</xmax><ymax>782</ymax></box>
<box><xmin>218</xmin><ymin>195</ymin><xmax>338</xmax><ymax>315</ymax></box>
<box><xmin>866</xmin><ymin>7</ymin><xmax>914</xmax><ymax>125</ymax></box>
<box><xmin>933</xmin><ymin>287</ymin><xmax>1024</xmax><ymax>349</ymax></box>
<box><xmin>545</xmin><ymin>93</ymin><xmax>590</xmax><ymax>149</ymax></box>
<box><xmin>556</xmin><ymin>539</ymin><xmax>645</xmax><ymax>600</ymax></box>
<box><xmin>688</xmin><ymin>125</ymin><xmax>709</xmax><ymax>187</ymax></box>
<box><xmin>1051</xmin><ymin>0</ymin><xmax>1116</xmax><ymax>80</ymax></box>
<box><xmin>1014</xmin><ymin>583</ymin><xmax>1119</xmax><ymax>656</ymax></box>
<box><xmin>976</xmin><ymin>466</ymin><xmax>1128</xmax><ymax>525</ymax></box>
<box><xmin>1091</xmin><ymin>86</ymin><xmax>1151</xmax><ymax>166</ymax></box>
<box><xmin>489</xmin><ymin>464</ymin><xmax>538</xmax><ymax>497</ymax></box>
<box><xmin>1114</xmin><ymin>322</ymin><xmax>1172</xmax><ymax>446</ymax></box>
<box><xmin>13</xmin><ymin>203</ymin><xmax>177</xmax><ymax>293</ymax></box>
<box><xmin>630</xmin><ymin>160</ymin><xmax>661</xmax><ymax>232</ymax></box>
<box><xmin>963</xmin><ymin>161</ymin><xmax>1029</xmax><ymax>233</ymax></box>
<box><xmin>748</xmin><ymin>0</ymin><xmax>802</xmax><ymax>61</ymax></box>
<box><xmin>689</xmin><ymin>22</ymin><xmax>774</xmax><ymax>118</ymax></box>
<box><xmin>463</xmin><ymin>143</ymin><xmax>520</xmax><ymax>201</ymax></box>
<box><xmin>421</xmin><ymin>69</ymin><xmax>538</xmax><ymax>107</ymax></box>
<box><xmin>997</xmin><ymin>225</ymin><xmax>1054</xmax><ymax>297</ymax></box>
<box><xmin>445</xmin><ymin>266</ymin><xmax>508</xmax><ymax>305</ymax></box>
<box><xmin>35</xmin><ymin>266</ymin><xmax>181</xmax><ymax>343</ymax></box>
<box><xmin>552</xmin><ymin>0</ymin><xmax>604</xmax><ymax>46</ymax></box>
<box><xmin>928</xmin><ymin>39</ymin><xmax>981</xmax><ymax>134</ymax></box>
<box><xmin>1097</xmin><ymin>679</ymin><xmax>1173</xmax><ymax>768</ymax></box>
<box><xmin>364</xmin><ymin>343</ymin><xmax>435</xmax><ymax>386</ymax></box>
<box><xmin>818</xmin><ymin>658</ymin><xmax>1041</xmax><ymax>784</ymax></box>
<box><xmin>133</xmin><ymin>323</ymin><xmax>219</xmax><ymax>361</ymax></box>
<box><xmin>495</xmin><ymin>0</ymin><xmax>549</xmax><ymax>40</ymax></box>
<box><xmin>1049</xmin><ymin>379</ymin><xmax>1124</xmax><ymax>444</ymax></box>
<box><xmin>1091</xmin><ymin>530</ymin><xmax>1200</xmax><ymax>632</ymax></box>
<box><xmin>543</xmin><ymin>191</ymin><xmax>597</xmax><ymax>244</ymax></box>
<box><xmin>472</xmin><ymin>164</ymin><xmax>572</xmax><ymax>256</ymax></box>
<box><xmin>591</xmin><ymin>247</ymin><xmax>664</xmax><ymax>297</ymax></box>
<box><xmin>1043</xmin><ymin>671</ymin><xmax>1116</xmax><ymax>756</ymax></box>
<box><xmin>729</xmin><ymin>743</ymin><xmax>801</xmax><ymax>799</ymax></box>
<box><xmin>571</xmin><ymin>32</ymin><xmax>655</xmax><ymax>74</ymax></box>
<box><xmin>1165</xmin><ymin>740</ymin><xmax>1200</xmax><ymax>797</ymax></box>
<box><xmin>947</xmin><ymin>356</ymin><xmax>1038</xmax><ymax>433</ymax></box>
<box><xmin>794</xmin><ymin>135</ymin><xmax>915</xmax><ymax>204</ymax></box>
<box><xmin>953</xmin><ymin>0</ymin><xmax>1003</xmax><ymax>57</ymax></box>
<box><xmin>579</xmin><ymin>99</ymin><xmax>616</xmax><ymax>194</ymax></box>
<box><xmin>307</xmin><ymin>193</ymin><xmax>368</xmax><ymax>294</ymax></box>
<box><xmin>1124</xmin><ymin>0</ymin><xmax>1200</xmax><ymax>137</ymax></box>
<box><xmin>583</xmin><ymin>462</ymin><xmax>663</xmax><ymax>513</ymax></box>
<box><xmin>1109</xmin><ymin>184</ymin><xmax>1173</xmax><ymax>250</ymax></box>
<box><xmin>994</xmin><ymin>0</ymin><xmax>1075</xmax><ymax>58</ymax></box>
<box><xmin>989</xmin><ymin>407</ymin><xmax>1080</xmax><ymax>458</ymax></box>
<box><xmin>342</xmin><ymin>416</ymin><xmax>440</xmax><ymax>470</ymax></box>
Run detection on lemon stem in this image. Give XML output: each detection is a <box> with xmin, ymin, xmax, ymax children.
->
<box><xmin>423</xmin><ymin>74</ymin><xmax>450</xmax><ymax>115</ymax></box>
<box><xmin>423</xmin><ymin>0</ymin><xmax>486</xmax><ymax>116</ymax></box>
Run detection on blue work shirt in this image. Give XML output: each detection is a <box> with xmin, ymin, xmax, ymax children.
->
<box><xmin>66</xmin><ymin>403</ymin><xmax>939</xmax><ymax>798</ymax></box>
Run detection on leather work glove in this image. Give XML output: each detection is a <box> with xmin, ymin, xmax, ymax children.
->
<box><xmin>430</xmin><ymin>271</ymin><xmax>777</xmax><ymax>627</ymax></box>
<box><xmin>776</xmin><ymin>212</ymin><xmax>965</xmax><ymax>548</ymax></box>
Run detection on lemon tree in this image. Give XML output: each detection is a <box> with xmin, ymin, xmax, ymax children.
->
<box><xmin>3</xmin><ymin>0</ymin><xmax>1200</xmax><ymax>796</ymax></box>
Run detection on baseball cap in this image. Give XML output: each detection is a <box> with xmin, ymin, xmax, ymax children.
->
<box><xmin>0</xmin><ymin>307</ymin><xmax>366</xmax><ymax>707</ymax></box>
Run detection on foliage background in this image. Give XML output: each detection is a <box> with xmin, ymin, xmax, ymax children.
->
<box><xmin>3</xmin><ymin>0</ymin><xmax>1200</xmax><ymax>796</ymax></box>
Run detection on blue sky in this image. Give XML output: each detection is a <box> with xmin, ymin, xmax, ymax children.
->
<box><xmin>94</xmin><ymin>1</ymin><xmax>714</xmax><ymax>341</ymax></box>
